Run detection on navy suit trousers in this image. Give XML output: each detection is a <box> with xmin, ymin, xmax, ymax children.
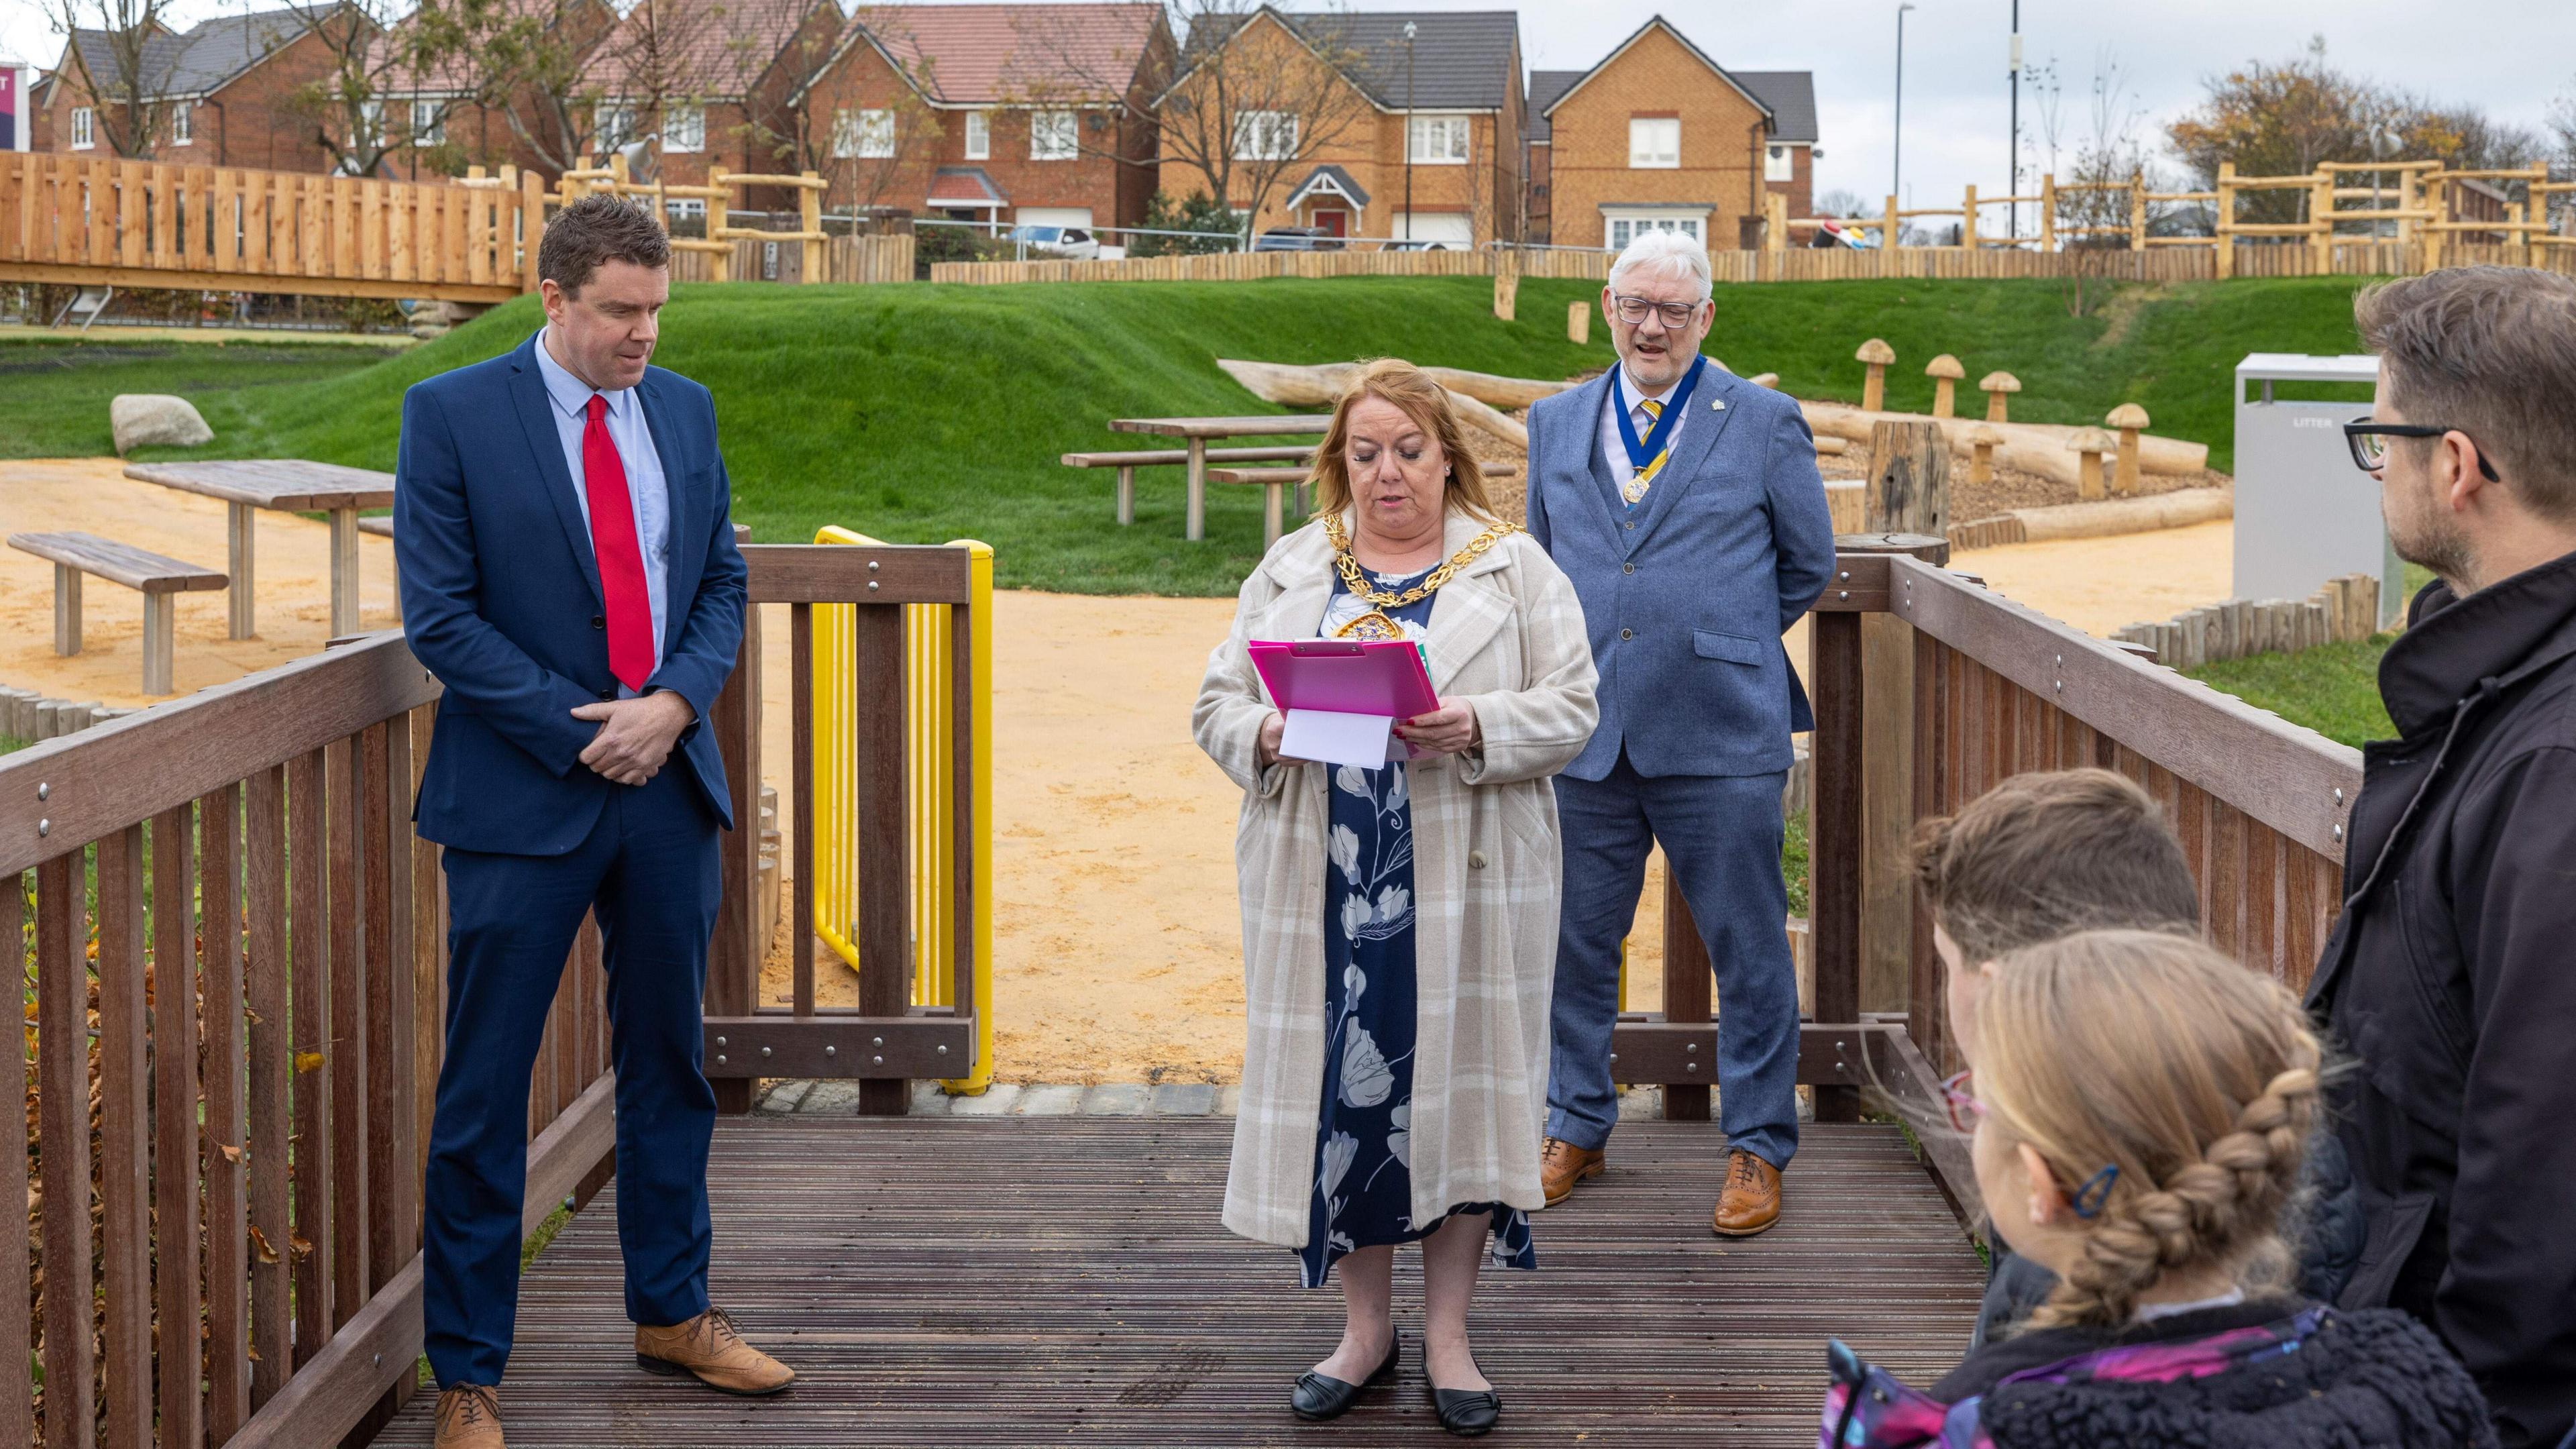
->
<box><xmin>1546</xmin><ymin>753</ymin><xmax>1799</xmax><ymax>1169</ymax></box>
<box><xmin>423</xmin><ymin>767</ymin><xmax>721</xmax><ymax>1389</ymax></box>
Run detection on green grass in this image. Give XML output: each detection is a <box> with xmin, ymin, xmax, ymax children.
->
<box><xmin>1782</xmin><ymin>810</ymin><xmax>1810</xmax><ymax>918</ymax></box>
<box><xmin>5</xmin><ymin>273</ymin><xmax>2381</xmax><ymax>594</ymax></box>
<box><xmin>2187</xmin><ymin>636</ymin><xmax>2396</xmax><ymax>748</ymax></box>
<box><xmin>0</xmin><ymin>336</ymin><xmax>406</xmax><ymax>459</ymax></box>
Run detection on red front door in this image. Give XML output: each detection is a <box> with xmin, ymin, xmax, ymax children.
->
<box><xmin>1313</xmin><ymin>209</ymin><xmax>1347</xmax><ymax>238</ymax></box>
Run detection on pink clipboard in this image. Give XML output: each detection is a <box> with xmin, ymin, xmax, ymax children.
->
<box><xmin>1248</xmin><ymin>638</ymin><xmax>1440</xmax><ymax>718</ymax></box>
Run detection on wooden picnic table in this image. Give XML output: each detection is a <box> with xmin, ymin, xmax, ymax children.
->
<box><xmin>123</xmin><ymin>460</ymin><xmax>395</xmax><ymax>639</ymax></box>
<box><xmin>1107</xmin><ymin>416</ymin><xmax>1332</xmax><ymax>541</ymax></box>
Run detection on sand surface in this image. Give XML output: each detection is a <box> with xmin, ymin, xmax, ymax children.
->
<box><xmin>0</xmin><ymin>459</ymin><xmax>2233</xmax><ymax>1083</ymax></box>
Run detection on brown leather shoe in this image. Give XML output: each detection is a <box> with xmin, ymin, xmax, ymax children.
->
<box><xmin>433</xmin><ymin>1385</ymin><xmax>505</xmax><ymax>1449</ymax></box>
<box><xmin>1711</xmin><ymin>1148</ymin><xmax>1782</xmax><ymax>1236</ymax></box>
<box><xmin>635</xmin><ymin>1307</ymin><xmax>797</xmax><ymax>1396</ymax></box>
<box><xmin>1540</xmin><ymin>1138</ymin><xmax>1605</xmax><ymax>1207</ymax></box>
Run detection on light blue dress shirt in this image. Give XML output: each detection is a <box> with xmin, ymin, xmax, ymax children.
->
<box><xmin>533</xmin><ymin>329</ymin><xmax>671</xmax><ymax>690</ymax></box>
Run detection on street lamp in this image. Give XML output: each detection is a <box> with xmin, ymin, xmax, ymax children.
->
<box><xmin>1893</xmin><ymin>2</ymin><xmax>1917</xmax><ymax>214</ymax></box>
<box><xmin>1403</xmin><ymin>20</ymin><xmax>1417</xmax><ymax>243</ymax></box>
<box><xmin>2007</xmin><ymin>1</ymin><xmax>2021</xmax><ymax>241</ymax></box>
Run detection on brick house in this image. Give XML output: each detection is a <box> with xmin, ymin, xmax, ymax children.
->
<box><xmin>574</xmin><ymin>0</ymin><xmax>845</xmax><ymax>219</ymax></box>
<box><xmin>34</xmin><ymin>7</ymin><xmax>353</xmax><ymax>170</ymax></box>
<box><xmin>1157</xmin><ymin>8</ymin><xmax>1524</xmax><ymax>247</ymax></box>
<box><xmin>790</xmin><ymin>3</ymin><xmax>1171</xmax><ymax>235</ymax></box>
<box><xmin>1538</xmin><ymin>15</ymin><xmax>1803</xmax><ymax>252</ymax></box>
<box><xmin>371</xmin><ymin>0</ymin><xmax>619</xmax><ymax>182</ymax></box>
<box><xmin>1523</xmin><ymin>67</ymin><xmax>1580</xmax><ymax>244</ymax></box>
<box><xmin>1738</xmin><ymin>70</ymin><xmax>1817</xmax><ymax>225</ymax></box>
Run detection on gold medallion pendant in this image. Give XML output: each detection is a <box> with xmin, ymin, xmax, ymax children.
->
<box><xmin>1331</xmin><ymin>610</ymin><xmax>1408</xmax><ymax>641</ymax></box>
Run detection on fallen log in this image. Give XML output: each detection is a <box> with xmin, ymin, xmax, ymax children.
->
<box><xmin>1799</xmin><ymin>402</ymin><xmax>2208</xmax><ymax>490</ymax></box>
<box><xmin>1218</xmin><ymin>358</ymin><xmax>1575</xmax><ymax>411</ymax></box>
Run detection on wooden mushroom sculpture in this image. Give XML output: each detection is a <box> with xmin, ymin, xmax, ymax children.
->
<box><xmin>1968</xmin><ymin>425</ymin><xmax>2003</xmax><ymax>486</ymax></box>
<box><xmin>1857</xmin><ymin>338</ymin><xmax>1896</xmax><ymax>412</ymax></box>
<box><xmin>1980</xmin><ymin>370</ymin><xmax>2021</xmax><ymax>423</ymax></box>
<box><xmin>2068</xmin><ymin>427</ymin><xmax>2116</xmax><ymax>501</ymax></box>
<box><xmin>1926</xmin><ymin>354</ymin><xmax>1966</xmax><ymax>418</ymax></box>
<box><xmin>2106</xmin><ymin>402</ymin><xmax>2151</xmax><ymax>496</ymax></box>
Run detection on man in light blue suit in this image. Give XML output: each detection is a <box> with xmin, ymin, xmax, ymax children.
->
<box><xmin>1525</xmin><ymin>230</ymin><xmax>1836</xmax><ymax>1235</ymax></box>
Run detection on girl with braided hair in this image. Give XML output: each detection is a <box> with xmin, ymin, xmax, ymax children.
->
<box><xmin>1821</xmin><ymin>930</ymin><xmax>2496</xmax><ymax>1449</ymax></box>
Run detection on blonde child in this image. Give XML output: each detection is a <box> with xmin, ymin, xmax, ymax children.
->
<box><xmin>1822</xmin><ymin>930</ymin><xmax>2493</xmax><ymax>1448</ymax></box>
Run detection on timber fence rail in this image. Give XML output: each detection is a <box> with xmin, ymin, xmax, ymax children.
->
<box><xmin>6</xmin><ymin>540</ymin><xmax>979</xmax><ymax>1447</ymax></box>
<box><xmin>1</xmin><ymin>152</ymin><xmax>541</xmax><ymax>304</ymax></box>
<box><xmin>3</xmin><ymin>631</ymin><xmax>620</xmax><ymax>1449</ymax></box>
<box><xmin>1615</xmin><ymin>542</ymin><xmax>2362</xmax><ymax>1216</ymax></box>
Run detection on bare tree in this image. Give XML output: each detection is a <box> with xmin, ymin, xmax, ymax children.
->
<box><xmin>995</xmin><ymin>3</ymin><xmax>1171</xmax><ymax>181</ymax></box>
<box><xmin>1144</xmin><ymin>1</ymin><xmax>1374</xmax><ymax>241</ymax></box>
<box><xmin>42</xmin><ymin>0</ymin><xmax>172</xmax><ymax>157</ymax></box>
<box><xmin>739</xmin><ymin>1</ymin><xmax>845</xmax><ymax>176</ymax></box>
<box><xmin>435</xmin><ymin>0</ymin><xmax>612</xmax><ymax>178</ymax></box>
<box><xmin>279</xmin><ymin>0</ymin><xmax>413</xmax><ymax>176</ymax></box>
<box><xmin>586</xmin><ymin>0</ymin><xmax>767</xmax><ymax>168</ymax></box>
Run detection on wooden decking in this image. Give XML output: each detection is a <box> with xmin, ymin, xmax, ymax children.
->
<box><xmin>373</xmin><ymin>1116</ymin><xmax>1980</xmax><ymax>1446</ymax></box>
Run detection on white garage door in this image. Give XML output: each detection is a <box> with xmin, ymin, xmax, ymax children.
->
<box><xmin>1391</xmin><ymin>212</ymin><xmax>1474</xmax><ymax>246</ymax></box>
<box><xmin>1015</xmin><ymin>207</ymin><xmax>1094</xmax><ymax>230</ymax></box>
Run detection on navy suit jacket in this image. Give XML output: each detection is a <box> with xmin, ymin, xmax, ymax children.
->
<box><xmin>1525</xmin><ymin>362</ymin><xmax>1835</xmax><ymax>781</ymax></box>
<box><xmin>395</xmin><ymin>332</ymin><xmax>748</xmax><ymax>855</ymax></box>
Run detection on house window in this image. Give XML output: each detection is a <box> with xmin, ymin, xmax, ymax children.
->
<box><xmin>665</xmin><ymin>197</ymin><xmax>706</xmax><ymax>223</ymax></box>
<box><xmin>1407</xmin><ymin>113</ymin><xmax>1469</xmax><ymax>164</ymax></box>
<box><xmin>172</xmin><ymin>103</ymin><xmax>192</xmax><ymax>145</ymax></box>
<box><xmin>1628</xmin><ymin>117</ymin><xmax>1679</xmax><ymax>168</ymax></box>
<box><xmin>1605</xmin><ymin>213</ymin><xmax>1703</xmax><ymax>250</ymax></box>
<box><xmin>72</xmin><ymin>105</ymin><xmax>95</xmax><ymax>149</ymax></box>
<box><xmin>1766</xmin><ymin>144</ymin><xmax>1793</xmax><ymax>182</ymax></box>
<box><xmin>411</xmin><ymin>99</ymin><xmax>444</xmax><ymax>146</ymax></box>
<box><xmin>1233</xmin><ymin>109</ymin><xmax>1296</xmax><ymax>161</ymax></box>
<box><xmin>832</xmin><ymin>108</ymin><xmax>894</xmax><ymax>159</ymax></box>
<box><xmin>964</xmin><ymin>111</ymin><xmax>989</xmax><ymax>160</ymax></box>
<box><xmin>358</xmin><ymin>99</ymin><xmax>384</xmax><ymax>148</ymax></box>
<box><xmin>663</xmin><ymin>103</ymin><xmax>704</xmax><ymax>153</ymax></box>
<box><xmin>594</xmin><ymin>103</ymin><xmax>635</xmax><ymax>150</ymax></box>
<box><xmin>1030</xmin><ymin>110</ymin><xmax>1077</xmax><ymax>161</ymax></box>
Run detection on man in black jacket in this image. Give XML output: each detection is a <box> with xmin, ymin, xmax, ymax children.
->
<box><xmin>2312</xmin><ymin>264</ymin><xmax>2576</xmax><ymax>1448</ymax></box>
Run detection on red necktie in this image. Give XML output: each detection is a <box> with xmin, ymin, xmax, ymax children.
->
<box><xmin>581</xmin><ymin>394</ymin><xmax>654</xmax><ymax>692</ymax></box>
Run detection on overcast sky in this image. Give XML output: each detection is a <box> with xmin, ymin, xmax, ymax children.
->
<box><xmin>8</xmin><ymin>0</ymin><xmax>2571</xmax><ymax>221</ymax></box>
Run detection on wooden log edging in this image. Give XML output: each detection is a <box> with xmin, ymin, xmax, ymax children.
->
<box><xmin>0</xmin><ymin>679</ymin><xmax>141</xmax><ymax>741</ymax></box>
<box><xmin>1945</xmin><ymin>515</ymin><xmax>2027</xmax><ymax>551</ymax></box>
<box><xmin>2111</xmin><ymin>572</ymin><xmax>2383</xmax><ymax>671</ymax></box>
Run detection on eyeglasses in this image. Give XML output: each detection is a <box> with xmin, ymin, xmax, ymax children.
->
<box><xmin>1610</xmin><ymin>294</ymin><xmax>1703</xmax><ymax>328</ymax></box>
<box><xmin>2344</xmin><ymin>417</ymin><xmax>2501</xmax><ymax>481</ymax></box>
<box><xmin>1937</xmin><ymin>1069</ymin><xmax>1985</xmax><ymax>1135</ymax></box>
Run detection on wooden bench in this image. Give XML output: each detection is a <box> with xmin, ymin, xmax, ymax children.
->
<box><xmin>1062</xmin><ymin>446</ymin><xmax>1319</xmax><ymax>527</ymax></box>
<box><xmin>9</xmin><ymin>531</ymin><xmax>227</xmax><ymax>695</ymax></box>
<box><xmin>1209</xmin><ymin>460</ymin><xmax>1519</xmax><ymax>547</ymax></box>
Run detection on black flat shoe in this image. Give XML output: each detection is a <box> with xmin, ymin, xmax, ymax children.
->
<box><xmin>1430</xmin><ymin>1384</ymin><xmax>1502</xmax><ymax>1437</ymax></box>
<box><xmin>1289</xmin><ymin>1334</ymin><xmax>1401</xmax><ymax>1421</ymax></box>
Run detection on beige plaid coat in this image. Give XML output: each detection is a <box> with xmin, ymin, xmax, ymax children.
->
<box><xmin>1193</xmin><ymin>508</ymin><xmax>1600</xmax><ymax>1248</ymax></box>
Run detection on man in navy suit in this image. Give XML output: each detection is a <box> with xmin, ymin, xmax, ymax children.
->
<box><xmin>395</xmin><ymin>195</ymin><xmax>787</xmax><ymax>1449</ymax></box>
<box><xmin>1525</xmin><ymin>230</ymin><xmax>1836</xmax><ymax>1236</ymax></box>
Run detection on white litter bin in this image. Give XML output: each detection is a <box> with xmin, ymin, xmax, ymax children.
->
<box><xmin>2233</xmin><ymin>353</ymin><xmax>2405</xmax><ymax>631</ymax></box>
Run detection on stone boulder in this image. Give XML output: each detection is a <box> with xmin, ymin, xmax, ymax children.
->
<box><xmin>110</xmin><ymin>394</ymin><xmax>214</xmax><ymax>455</ymax></box>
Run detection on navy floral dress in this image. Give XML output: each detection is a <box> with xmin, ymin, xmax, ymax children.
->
<box><xmin>1299</xmin><ymin>563</ymin><xmax>1538</xmax><ymax>1288</ymax></box>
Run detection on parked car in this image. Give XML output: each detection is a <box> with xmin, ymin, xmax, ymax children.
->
<box><xmin>1809</xmin><ymin>217</ymin><xmax>1880</xmax><ymax>250</ymax></box>
<box><xmin>1011</xmin><ymin>225</ymin><xmax>1101</xmax><ymax>260</ymax></box>
<box><xmin>1383</xmin><ymin>238</ymin><xmax>1454</xmax><ymax>252</ymax></box>
<box><xmin>1253</xmin><ymin>227</ymin><xmax>1343</xmax><ymax>252</ymax></box>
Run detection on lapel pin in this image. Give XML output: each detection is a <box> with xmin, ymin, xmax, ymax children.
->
<box><xmin>1710</xmin><ymin>398</ymin><xmax>1726</xmax><ymax>411</ymax></box>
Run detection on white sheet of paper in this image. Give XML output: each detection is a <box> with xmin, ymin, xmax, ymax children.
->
<box><xmin>1279</xmin><ymin>708</ymin><xmax>1403</xmax><ymax>768</ymax></box>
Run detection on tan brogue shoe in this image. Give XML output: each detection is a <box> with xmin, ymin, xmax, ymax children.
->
<box><xmin>1711</xmin><ymin>1148</ymin><xmax>1781</xmax><ymax>1236</ymax></box>
<box><xmin>1540</xmin><ymin>1138</ymin><xmax>1605</xmax><ymax>1207</ymax></box>
<box><xmin>635</xmin><ymin>1307</ymin><xmax>797</xmax><ymax>1396</ymax></box>
<box><xmin>433</xmin><ymin>1385</ymin><xmax>505</xmax><ymax>1449</ymax></box>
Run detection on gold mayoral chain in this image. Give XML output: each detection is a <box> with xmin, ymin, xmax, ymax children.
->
<box><xmin>1323</xmin><ymin>515</ymin><xmax>1520</xmax><ymax>639</ymax></box>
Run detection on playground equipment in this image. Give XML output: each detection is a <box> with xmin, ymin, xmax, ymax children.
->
<box><xmin>810</xmin><ymin>526</ymin><xmax>995</xmax><ymax>1095</ymax></box>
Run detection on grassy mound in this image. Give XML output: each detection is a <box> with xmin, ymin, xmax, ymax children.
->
<box><xmin>13</xmin><ymin>273</ymin><xmax>2379</xmax><ymax>594</ymax></box>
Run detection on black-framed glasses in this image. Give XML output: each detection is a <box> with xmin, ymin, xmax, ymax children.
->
<box><xmin>1610</xmin><ymin>293</ymin><xmax>1703</xmax><ymax>328</ymax></box>
<box><xmin>2345</xmin><ymin>417</ymin><xmax>2501</xmax><ymax>480</ymax></box>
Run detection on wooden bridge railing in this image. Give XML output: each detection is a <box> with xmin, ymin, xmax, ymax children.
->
<box><xmin>0</xmin><ymin>152</ymin><xmax>540</xmax><ymax>304</ymax></box>
<box><xmin>1615</xmin><ymin>546</ymin><xmax>2364</xmax><ymax>1215</ymax></box>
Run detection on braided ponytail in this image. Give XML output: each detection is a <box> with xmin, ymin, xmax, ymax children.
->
<box><xmin>1967</xmin><ymin>930</ymin><xmax>2328</xmax><ymax>1330</ymax></box>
